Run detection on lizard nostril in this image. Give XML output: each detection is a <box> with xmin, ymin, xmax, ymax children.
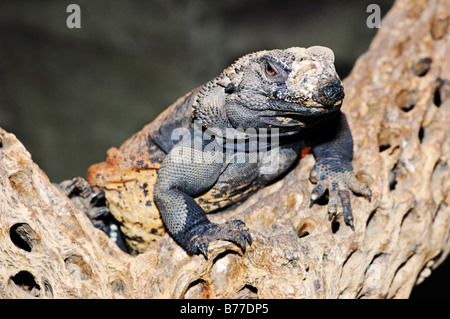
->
<box><xmin>323</xmin><ymin>83</ymin><xmax>344</xmax><ymax>100</ymax></box>
<box><xmin>317</xmin><ymin>82</ymin><xmax>344</xmax><ymax>106</ymax></box>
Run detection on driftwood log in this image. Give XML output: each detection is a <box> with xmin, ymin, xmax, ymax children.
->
<box><xmin>0</xmin><ymin>0</ymin><xmax>449</xmax><ymax>298</ymax></box>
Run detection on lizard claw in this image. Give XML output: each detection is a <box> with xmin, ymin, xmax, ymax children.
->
<box><xmin>309</xmin><ymin>183</ymin><xmax>326</xmax><ymax>208</ymax></box>
<box><xmin>90</xmin><ymin>188</ymin><xmax>106</xmax><ymax>203</ymax></box>
<box><xmin>244</xmin><ymin>228</ymin><xmax>253</xmax><ymax>246</ymax></box>
<box><xmin>94</xmin><ymin>207</ymin><xmax>110</xmax><ymax>219</ymax></box>
<box><xmin>328</xmin><ymin>212</ymin><xmax>335</xmax><ymax>221</ymax></box>
<box><xmin>364</xmin><ymin>188</ymin><xmax>372</xmax><ymax>202</ymax></box>
<box><xmin>238</xmin><ymin>228</ymin><xmax>253</xmax><ymax>252</ymax></box>
<box><xmin>188</xmin><ymin>220</ymin><xmax>253</xmax><ymax>259</ymax></box>
<box><xmin>66</xmin><ymin>178</ymin><xmax>79</xmax><ymax>189</ymax></box>
<box><xmin>239</xmin><ymin>235</ymin><xmax>247</xmax><ymax>253</ymax></box>
<box><xmin>348</xmin><ymin>178</ymin><xmax>372</xmax><ymax>203</ymax></box>
<box><xmin>62</xmin><ymin>177</ymin><xmax>92</xmax><ymax>198</ymax></box>
<box><xmin>310</xmin><ymin>183</ymin><xmax>326</xmax><ymax>202</ymax></box>
<box><xmin>197</xmin><ymin>242</ymin><xmax>209</xmax><ymax>259</ymax></box>
<box><xmin>347</xmin><ymin>219</ymin><xmax>355</xmax><ymax>231</ymax></box>
<box><xmin>309</xmin><ymin>158</ymin><xmax>371</xmax><ymax>230</ymax></box>
<box><xmin>338</xmin><ymin>190</ymin><xmax>355</xmax><ymax>230</ymax></box>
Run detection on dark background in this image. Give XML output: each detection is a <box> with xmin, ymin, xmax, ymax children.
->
<box><xmin>0</xmin><ymin>0</ymin><xmax>448</xmax><ymax>298</ymax></box>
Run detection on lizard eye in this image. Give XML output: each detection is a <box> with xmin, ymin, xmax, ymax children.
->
<box><xmin>262</xmin><ymin>60</ymin><xmax>288</xmax><ymax>82</ymax></box>
<box><xmin>265</xmin><ymin>61</ymin><xmax>277</xmax><ymax>76</ymax></box>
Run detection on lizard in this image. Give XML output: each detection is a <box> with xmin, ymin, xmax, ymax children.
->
<box><xmin>62</xmin><ymin>46</ymin><xmax>371</xmax><ymax>257</ymax></box>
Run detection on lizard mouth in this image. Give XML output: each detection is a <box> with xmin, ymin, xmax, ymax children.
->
<box><xmin>269</xmin><ymin>95</ymin><xmax>342</xmax><ymax>110</ymax></box>
<box><xmin>261</xmin><ymin>98</ymin><xmax>343</xmax><ymax>129</ymax></box>
<box><xmin>260</xmin><ymin>111</ymin><xmax>324</xmax><ymax>129</ymax></box>
<box><xmin>283</xmin><ymin>96</ymin><xmax>343</xmax><ymax>108</ymax></box>
<box><xmin>268</xmin><ymin>97</ymin><xmax>342</xmax><ymax>115</ymax></box>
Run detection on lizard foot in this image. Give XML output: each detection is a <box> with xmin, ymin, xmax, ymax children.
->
<box><xmin>55</xmin><ymin>177</ymin><xmax>129</xmax><ymax>252</ymax></box>
<box><xmin>185</xmin><ymin>220</ymin><xmax>252</xmax><ymax>259</ymax></box>
<box><xmin>309</xmin><ymin>158</ymin><xmax>371</xmax><ymax>230</ymax></box>
<box><xmin>57</xmin><ymin>177</ymin><xmax>108</xmax><ymax>223</ymax></box>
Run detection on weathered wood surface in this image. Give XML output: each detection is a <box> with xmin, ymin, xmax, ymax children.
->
<box><xmin>0</xmin><ymin>0</ymin><xmax>449</xmax><ymax>298</ymax></box>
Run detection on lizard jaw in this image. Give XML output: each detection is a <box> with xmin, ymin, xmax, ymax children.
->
<box><xmin>287</xmin><ymin>98</ymin><xmax>343</xmax><ymax>108</ymax></box>
<box><xmin>269</xmin><ymin>95</ymin><xmax>343</xmax><ymax>111</ymax></box>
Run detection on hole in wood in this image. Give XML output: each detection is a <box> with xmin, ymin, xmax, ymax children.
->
<box><xmin>111</xmin><ymin>279</ymin><xmax>126</xmax><ymax>298</ymax></box>
<box><xmin>237</xmin><ymin>284</ymin><xmax>258</xmax><ymax>299</ymax></box>
<box><xmin>341</xmin><ymin>249</ymin><xmax>357</xmax><ymax>272</ymax></box>
<box><xmin>390</xmin><ymin>254</ymin><xmax>415</xmax><ymax>298</ymax></box>
<box><xmin>434</xmin><ymin>85</ymin><xmax>442</xmax><ymax>107</ymax></box>
<box><xmin>430</xmin><ymin>17</ymin><xmax>449</xmax><ymax>40</ymax></box>
<box><xmin>411</xmin><ymin>57</ymin><xmax>432</xmax><ymax>77</ymax></box>
<box><xmin>366</xmin><ymin>208</ymin><xmax>389</xmax><ymax>239</ymax></box>
<box><xmin>378</xmin><ymin>144</ymin><xmax>391</xmax><ymax>152</ymax></box>
<box><xmin>9</xmin><ymin>271</ymin><xmax>41</xmax><ymax>297</ymax></box>
<box><xmin>64</xmin><ymin>255</ymin><xmax>93</xmax><ymax>281</ymax></box>
<box><xmin>296</xmin><ymin>218</ymin><xmax>316</xmax><ymax>238</ymax></box>
<box><xmin>356</xmin><ymin>253</ymin><xmax>389</xmax><ymax>298</ymax></box>
<box><xmin>388</xmin><ymin>162</ymin><xmax>399</xmax><ymax>191</ymax></box>
<box><xmin>366</xmin><ymin>208</ymin><xmax>377</xmax><ymax>230</ymax></box>
<box><xmin>331</xmin><ymin>220</ymin><xmax>340</xmax><ymax>233</ymax></box>
<box><xmin>378</xmin><ymin>127</ymin><xmax>402</xmax><ymax>155</ymax></box>
<box><xmin>184</xmin><ymin>279</ymin><xmax>211</xmax><ymax>299</ymax></box>
<box><xmin>418</xmin><ymin>126</ymin><xmax>425</xmax><ymax>144</ymax></box>
<box><xmin>9</xmin><ymin>223</ymin><xmax>38</xmax><ymax>252</ymax></box>
<box><xmin>400</xmin><ymin>207</ymin><xmax>417</xmax><ymax>234</ymax></box>
<box><xmin>41</xmin><ymin>278</ymin><xmax>54</xmax><ymax>298</ymax></box>
<box><xmin>434</xmin><ymin>79</ymin><xmax>450</xmax><ymax>107</ymax></box>
<box><xmin>396</xmin><ymin>89</ymin><xmax>417</xmax><ymax>112</ymax></box>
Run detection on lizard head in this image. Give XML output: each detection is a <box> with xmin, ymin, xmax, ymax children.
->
<box><xmin>216</xmin><ymin>46</ymin><xmax>344</xmax><ymax>131</ymax></box>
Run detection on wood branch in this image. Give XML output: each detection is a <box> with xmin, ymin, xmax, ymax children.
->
<box><xmin>0</xmin><ymin>0</ymin><xmax>449</xmax><ymax>299</ymax></box>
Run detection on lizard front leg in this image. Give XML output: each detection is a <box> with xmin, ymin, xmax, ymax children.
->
<box><xmin>309</xmin><ymin>112</ymin><xmax>371</xmax><ymax>229</ymax></box>
<box><xmin>153</xmin><ymin>139</ymin><xmax>252</xmax><ymax>258</ymax></box>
